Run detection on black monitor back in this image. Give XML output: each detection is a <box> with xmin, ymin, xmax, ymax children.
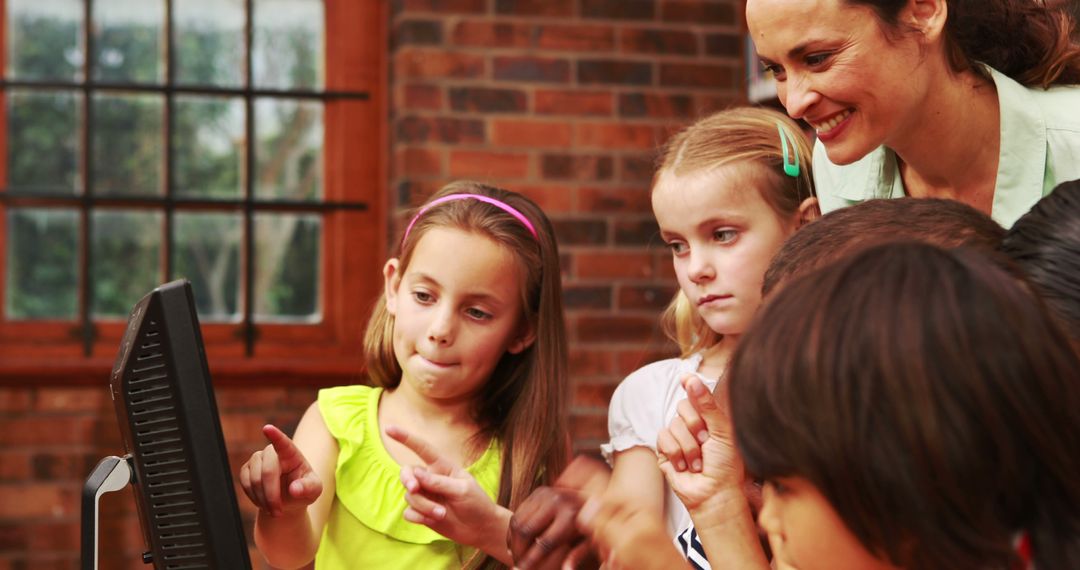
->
<box><xmin>110</xmin><ymin>280</ymin><xmax>251</xmax><ymax>569</ymax></box>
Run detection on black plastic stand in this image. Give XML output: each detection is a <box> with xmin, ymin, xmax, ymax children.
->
<box><xmin>81</xmin><ymin>455</ymin><xmax>135</xmax><ymax>570</ymax></box>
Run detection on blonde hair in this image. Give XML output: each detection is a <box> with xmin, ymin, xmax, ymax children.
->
<box><xmin>655</xmin><ymin>107</ymin><xmax>815</xmax><ymax>356</ymax></box>
<box><xmin>362</xmin><ymin>181</ymin><xmax>569</xmax><ymax>569</ymax></box>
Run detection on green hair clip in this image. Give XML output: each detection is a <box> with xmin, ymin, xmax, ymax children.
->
<box><xmin>777</xmin><ymin>123</ymin><xmax>800</xmax><ymax>178</ymax></box>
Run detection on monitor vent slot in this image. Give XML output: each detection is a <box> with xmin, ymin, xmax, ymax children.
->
<box><xmin>126</xmin><ymin>323</ymin><xmax>214</xmax><ymax>569</ymax></box>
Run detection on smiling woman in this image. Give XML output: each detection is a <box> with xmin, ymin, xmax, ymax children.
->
<box><xmin>746</xmin><ymin>0</ymin><xmax>1080</xmax><ymax>228</ymax></box>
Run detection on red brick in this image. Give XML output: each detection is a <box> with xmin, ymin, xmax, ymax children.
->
<box><xmin>396</xmin><ymin>116</ymin><xmax>486</xmax><ymax>144</ymax></box>
<box><xmin>575</xmin><ymin>251</ymin><xmax>654</xmax><ymax>279</ymax></box>
<box><xmin>563</xmin><ymin>285</ymin><xmax>613</xmax><ymax>309</ymax></box>
<box><xmin>581</xmin><ymin>0</ymin><xmax>657</xmax><ymax>20</ymax></box>
<box><xmin>398</xmin><ymin>179</ymin><xmax>447</xmax><ymax>208</ymax></box>
<box><xmin>513</xmin><ymin>184</ymin><xmax>576</xmax><ymax>213</ymax></box>
<box><xmin>26</xmin><ymin>521</ymin><xmax>79</xmax><ymax>552</ymax></box>
<box><xmin>706</xmin><ymin>31</ymin><xmax>742</xmax><ymax>56</ymax></box>
<box><xmin>621</xmin><ymin>28</ymin><xmax>698</xmax><ymax>55</ymax></box>
<box><xmin>570</xmin><ymin>411</ymin><xmax>609</xmax><ymax>441</ymax></box>
<box><xmin>618</xmin><ymin>283</ymin><xmax>678</xmax><ymax>310</ymax></box>
<box><xmin>216</xmin><ymin>388</ymin><xmax>292</xmax><ymax>410</ymax></box>
<box><xmin>536</xmin><ymin>25</ymin><xmax>615</xmax><ymax>52</ymax></box>
<box><xmin>34</xmin><ymin>388</ymin><xmax>104</xmax><ymax>412</ymax></box>
<box><xmin>449</xmin><ymin>87</ymin><xmax>528</xmax><ymax>113</ymax></box>
<box><xmin>661</xmin><ymin>1</ymin><xmax>737</xmax><ymax>25</ymax></box>
<box><xmin>397</xmin><ymin>147</ymin><xmax>444</xmax><ymax>177</ymax></box>
<box><xmin>621</xmin><ymin>154</ymin><xmax>656</xmax><ymax>182</ymax></box>
<box><xmin>535</xmin><ymin>89</ymin><xmax>614</xmax><ymax>116</ymax></box>
<box><xmin>578</xmin><ymin>59</ymin><xmax>653</xmax><ymax>86</ymax></box>
<box><xmin>495</xmin><ymin>0</ymin><xmax>574</xmax><ymax>17</ymax></box>
<box><xmin>401</xmin><ymin>0</ymin><xmax>487</xmax><ymax>14</ymax></box>
<box><xmin>578</xmin><ymin>315</ymin><xmax>660</xmax><ymax>343</ymax></box>
<box><xmin>573</xmin><ymin>381</ymin><xmax>618</xmax><ymax>408</ymax></box>
<box><xmin>0</xmin><ymin>416</ymin><xmax>98</xmax><ymax>446</ymax></box>
<box><xmin>0</xmin><ymin>483</ymin><xmax>74</xmax><ymax>518</ymax></box>
<box><xmin>694</xmin><ymin>93</ymin><xmax>739</xmax><ymax>114</ymax></box>
<box><xmin>400</xmin><ymin>83</ymin><xmax>443</xmax><ymax>110</ymax></box>
<box><xmin>654</xmin><ymin>250</ymin><xmax>679</xmax><ymax>279</ymax></box>
<box><xmin>578</xmin><ymin>186</ymin><xmax>653</xmax><ymax>213</ymax></box>
<box><xmin>569</xmin><ymin>348</ymin><xmax>616</xmax><ymax>376</ymax></box>
<box><xmin>553</xmin><ymin>219</ymin><xmax>609</xmax><ymax>246</ymax></box>
<box><xmin>660</xmin><ymin>62</ymin><xmax>737</xmax><ymax>88</ymax></box>
<box><xmin>395</xmin><ymin>49</ymin><xmax>485</xmax><ymax>79</ymax></box>
<box><xmin>616</xmin><ymin>347</ymin><xmax>679</xmax><ymax>376</ymax></box>
<box><xmin>0</xmin><ymin>451</ymin><xmax>32</xmax><ymax>480</ymax></box>
<box><xmin>492</xmin><ymin>119</ymin><xmax>573</xmax><ymax>148</ymax></box>
<box><xmin>541</xmin><ymin>154</ymin><xmax>614</xmax><ymax>182</ymax></box>
<box><xmin>449</xmin><ymin>150</ymin><xmax>530</xmax><ymax>179</ymax></box>
<box><xmin>494</xmin><ymin>56</ymin><xmax>571</xmax><ymax>83</ymax></box>
<box><xmin>614</xmin><ymin>216</ymin><xmax>661</xmax><ymax>245</ymax></box>
<box><xmin>575</xmin><ymin>123</ymin><xmax>659</xmax><ymax>150</ymax></box>
<box><xmin>393</xmin><ymin>19</ymin><xmax>444</xmax><ymax>48</ymax></box>
<box><xmin>0</xmin><ymin>390</ymin><xmax>31</xmax><ymax>411</ymax></box>
<box><xmin>451</xmin><ymin>20</ymin><xmax>531</xmax><ymax>48</ymax></box>
<box><xmin>219</xmin><ymin>411</ymin><xmax>277</xmax><ymax>446</ymax></box>
<box><xmin>619</xmin><ymin>92</ymin><xmax>695</xmax><ymax>118</ymax></box>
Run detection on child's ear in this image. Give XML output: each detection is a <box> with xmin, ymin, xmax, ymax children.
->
<box><xmin>507</xmin><ymin>322</ymin><xmax>537</xmax><ymax>355</ymax></box>
<box><xmin>796</xmin><ymin>197</ymin><xmax>821</xmax><ymax>227</ymax></box>
<box><xmin>383</xmin><ymin>258</ymin><xmax>402</xmax><ymax>315</ymax></box>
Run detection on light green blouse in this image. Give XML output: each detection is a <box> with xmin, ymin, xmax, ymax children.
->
<box><xmin>314</xmin><ymin>385</ymin><xmax>502</xmax><ymax>570</ymax></box>
<box><xmin>813</xmin><ymin>65</ymin><xmax>1080</xmax><ymax>228</ymax></box>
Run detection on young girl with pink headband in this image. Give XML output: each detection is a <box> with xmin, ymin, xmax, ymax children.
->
<box><xmin>240</xmin><ymin>181</ymin><xmax>570</xmax><ymax>569</ymax></box>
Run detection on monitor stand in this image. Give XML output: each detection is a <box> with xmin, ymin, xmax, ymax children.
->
<box><xmin>81</xmin><ymin>455</ymin><xmax>137</xmax><ymax>570</ymax></box>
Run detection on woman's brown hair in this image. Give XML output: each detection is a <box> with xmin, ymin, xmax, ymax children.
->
<box><xmin>363</xmin><ymin>181</ymin><xmax>570</xmax><ymax>568</ymax></box>
<box><xmin>851</xmin><ymin>0</ymin><xmax>1080</xmax><ymax>87</ymax></box>
<box><xmin>655</xmin><ymin>106</ymin><xmax>815</xmax><ymax>356</ymax></box>
<box><xmin>730</xmin><ymin>242</ymin><xmax>1080</xmax><ymax>569</ymax></box>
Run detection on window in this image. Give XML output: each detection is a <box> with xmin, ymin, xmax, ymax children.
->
<box><xmin>0</xmin><ymin>0</ymin><xmax>386</xmax><ymax>381</ymax></box>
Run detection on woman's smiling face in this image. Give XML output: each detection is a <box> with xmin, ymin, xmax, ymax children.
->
<box><xmin>746</xmin><ymin>0</ymin><xmax>933</xmax><ymax>165</ymax></box>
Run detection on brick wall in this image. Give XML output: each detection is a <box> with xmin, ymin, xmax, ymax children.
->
<box><xmin>0</xmin><ymin>1</ymin><xmax>746</xmax><ymax>567</ymax></box>
<box><xmin>390</xmin><ymin>0</ymin><xmax>746</xmax><ymax>451</ymax></box>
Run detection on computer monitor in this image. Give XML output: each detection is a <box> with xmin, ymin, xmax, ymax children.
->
<box><xmin>81</xmin><ymin>279</ymin><xmax>252</xmax><ymax>570</ymax></box>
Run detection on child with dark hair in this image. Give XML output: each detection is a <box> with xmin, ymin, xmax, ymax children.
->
<box><xmin>579</xmin><ymin>242</ymin><xmax>1080</xmax><ymax>570</ymax></box>
<box><xmin>762</xmin><ymin>197</ymin><xmax>1005</xmax><ymax>296</ymax></box>
<box><xmin>1000</xmin><ymin>179</ymin><xmax>1080</xmax><ymax>345</ymax></box>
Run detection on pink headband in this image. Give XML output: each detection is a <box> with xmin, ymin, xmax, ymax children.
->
<box><xmin>402</xmin><ymin>193</ymin><xmax>539</xmax><ymax>243</ymax></box>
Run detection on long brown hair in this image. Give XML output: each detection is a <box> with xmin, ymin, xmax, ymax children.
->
<box><xmin>363</xmin><ymin>181</ymin><xmax>570</xmax><ymax>568</ymax></box>
<box><xmin>654</xmin><ymin>106</ymin><xmax>815</xmax><ymax>356</ymax></box>
<box><xmin>731</xmin><ymin>242</ymin><xmax>1080</xmax><ymax>569</ymax></box>
<box><xmin>851</xmin><ymin>0</ymin><xmax>1080</xmax><ymax>87</ymax></box>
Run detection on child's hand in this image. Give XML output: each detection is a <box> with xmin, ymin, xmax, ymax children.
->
<box><xmin>507</xmin><ymin>456</ymin><xmax>609</xmax><ymax>570</ymax></box>
<box><xmin>239</xmin><ymin>424</ymin><xmax>324</xmax><ymax>518</ymax></box>
<box><xmin>576</xmin><ymin>495</ymin><xmax>687</xmax><ymax>570</ymax></box>
<box><xmin>656</xmin><ymin>375</ymin><xmax>746</xmax><ymax>512</ymax></box>
<box><xmin>385</xmin><ymin>425</ymin><xmax>506</xmax><ymax>550</ymax></box>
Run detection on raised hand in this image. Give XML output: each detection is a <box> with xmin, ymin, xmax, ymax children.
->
<box><xmin>239</xmin><ymin>424</ymin><xmax>324</xmax><ymax>518</ymax></box>
<box><xmin>384</xmin><ymin>424</ymin><xmax>510</xmax><ymax>558</ymax></box>
<box><xmin>507</xmin><ymin>455</ymin><xmax>609</xmax><ymax>570</ymax></box>
<box><xmin>656</xmin><ymin>374</ymin><xmax>746</xmax><ymax>512</ymax></box>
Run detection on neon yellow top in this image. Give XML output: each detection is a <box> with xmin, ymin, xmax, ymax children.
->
<box><xmin>314</xmin><ymin>385</ymin><xmax>503</xmax><ymax>569</ymax></box>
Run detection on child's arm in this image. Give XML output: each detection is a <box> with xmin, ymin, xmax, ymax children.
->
<box><xmin>240</xmin><ymin>403</ymin><xmax>338</xmax><ymax>570</ymax></box>
<box><xmin>386</xmin><ymin>425</ymin><xmax>515</xmax><ymax>566</ymax></box>
<box><xmin>576</xmin><ymin>494</ymin><xmax>689</xmax><ymax>570</ymax></box>
<box><xmin>656</xmin><ymin>375</ymin><xmax>769</xmax><ymax>570</ymax></box>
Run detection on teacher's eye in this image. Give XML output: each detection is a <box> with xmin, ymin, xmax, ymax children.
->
<box><xmin>761</xmin><ymin>62</ymin><xmax>785</xmax><ymax>81</ymax></box>
<box><xmin>805</xmin><ymin>52</ymin><xmax>831</xmax><ymax>67</ymax></box>
<box><xmin>713</xmin><ymin>229</ymin><xmax>738</xmax><ymax>244</ymax></box>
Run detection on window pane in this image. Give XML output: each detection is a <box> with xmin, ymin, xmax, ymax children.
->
<box><xmin>7</xmin><ymin>89</ymin><xmax>82</xmax><ymax>194</ymax></box>
<box><xmin>254</xmin><ymin>213</ymin><xmax>320</xmax><ymax>322</ymax></box>
<box><xmin>174</xmin><ymin>0</ymin><xmax>244</xmax><ymax>87</ymax></box>
<box><xmin>92</xmin><ymin>92</ymin><xmax>164</xmax><ymax>196</ymax></box>
<box><xmin>90</xmin><ymin>209</ymin><xmax>162</xmax><ymax>318</ymax></box>
<box><xmin>5</xmin><ymin>208</ymin><xmax>79</xmax><ymax>319</ymax></box>
<box><xmin>91</xmin><ymin>0</ymin><xmax>165</xmax><ymax>84</ymax></box>
<box><xmin>6</xmin><ymin>0</ymin><xmax>84</xmax><ymax>81</ymax></box>
<box><xmin>173</xmin><ymin>212</ymin><xmax>242</xmax><ymax>322</ymax></box>
<box><xmin>253</xmin><ymin>0</ymin><xmax>324</xmax><ymax>90</ymax></box>
<box><xmin>254</xmin><ymin>98</ymin><xmax>322</xmax><ymax>201</ymax></box>
<box><xmin>174</xmin><ymin>95</ymin><xmax>245</xmax><ymax>199</ymax></box>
